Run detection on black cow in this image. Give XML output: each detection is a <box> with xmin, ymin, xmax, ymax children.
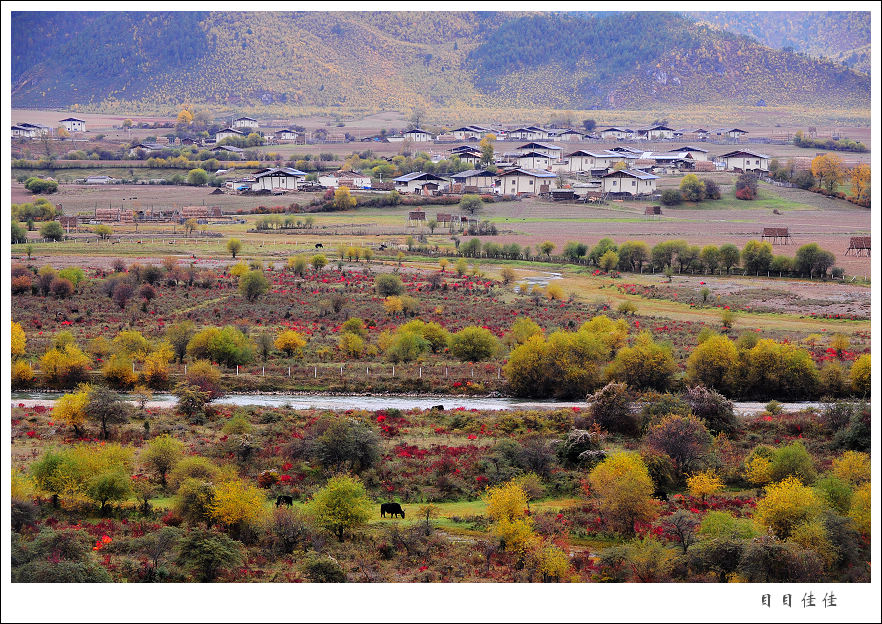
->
<box><xmin>276</xmin><ymin>495</ymin><xmax>294</xmax><ymax>507</ymax></box>
<box><xmin>315</xmin><ymin>243</ymin><xmax>323</xmax><ymax>249</ymax></box>
<box><xmin>380</xmin><ymin>502</ymin><xmax>405</xmax><ymax>519</ymax></box>
<box><xmin>379</xmin><ymin>244</ymin><xmax>388</xmax><ymax>250</ymax></box>
<box><xmin>430</xmin><ymin>405</ymin><xmax>444</xmax><ymax>411</ymax></box>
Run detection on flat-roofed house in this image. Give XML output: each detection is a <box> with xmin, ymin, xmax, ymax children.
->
<box><xmin>449</xmin><ymin>169</ymin><xmax>498</xmax><ymax>193</ymax></box>
<box><xmin>719</xmin><ymin>149</ymin><xmax>769</xmax><ymax>172</ymax></box>
<box><xmin>128</xmin><ymin>142</ymin><xmax>166</xmax><ymax>157</ymax></box>
<box><xmin>210</xmin><ymin>145</ymin><xmax>245</xmax><ymax>155</ymax></box>
<box><xmin>715</xmin><ymin>127</ymin><xmax>748</xmax><ymax>139</ymax></box>
<box><xmin>601</xmin><ymin>169</ymin><xmax>659</xmax><ymax>195</ymax></box>
<box><xmin>232</xmin><ymin>116</ymin><xmax>259</xmax><ymax>130</ymax></box>
<box><xmin>251</xmin><ymin>167</ymin><xmax>307</xmax><ymax>191</ymax></box>
<box><xmin>497</xmin><ymin>168</ymin><xmax>557</xmax><ymax>195</ymax></box>
<box><xmin>403</xmin><ymin>128</ymin><xmax>435</xmax><ymax>142</ymax></box>
<box><xmin>60</xmin><ymin>117</ymin><xmax>86</xmax><ymax>133</ymax></box>
<box><xmin>393</xmin><ymin>171</ymin><xmax>449</xmax><ymax>193</ymax></box>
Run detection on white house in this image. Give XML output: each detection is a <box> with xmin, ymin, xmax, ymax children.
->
<box><xmin>636</xmin><ymin>125</ymin><xmax>675</xmax><ymax>140</ymax></box>
<box><xmin>513</xmin><ymin>142</ymin><xmax>562</xmax><ymax>159</ymax></box>
<box><xmin>673</xmin><ymin>146</ymin><xmax>709</xmax><ymax>162</ymax></box>
<box><xmin>552</xmin><ymin>129</ymin><xmax>586</xmax><ymax>142</ymax></box>
<box><xmin>215</xmin><ymin>128</ymin><xmax>245</xmax><ymax>142</ymax></box>
<box><xmin>85</xmin><ymin>175</ymin><xmax>116</xmax><ymax>184</ymax></box>
<box><xmin>273</xmin><ymin>129</ymin><xmax>300</xmax><ymax>143</ymax></box>
<box><xmin>514</xmin><ymin>151</ymin><xmax>553</xmax><ymax>170</ymax></box>
<box><xmin>403</xmin><ymin>128</ymin><xmax>435</xmax><ymax>142</ymax></box>
<box><xmin>719</xmin><ymin>149</ymin><xmax>769</xmax><ymax>172</ymax></box>
<box><xmin>393</xmin><ymin>171</ymin><xmax>448</xmax><ymax>193</ymax></box>
<box><xmin>232</xmin><ymin>117</ymin><xmax>259</xmax><ymax>130</ymax></box>
<box><xmin>449</xmin><ymin>169</ymin><xmax>498</xmax><ymax>193</ymax></box>
<box><xmin>565</xmin><ymin>150</ymin><xmax>635</xmax><ymax>173</ymax></box>
<box><xmin>715</xmin><ymin>128</ymin><xmax>748</xmax><ymax>139</ymax></box>
<box><xmin>251</xmin><ymin>167</ymin><xmax>307</xmax><ymax>191</ymax></box>
<box><xmin>601</xmin><ymin>169</ymin><xmax>658</xmax><ymax>195</ymax></box>
<box><xmin>599</xmin><ymin>127</ymin><xmax>634</xmax><ymax>140</ymax></box>
<box><xmin>128</xmin><ymin>142</ymin><xmax>166</xmax><ymax>157</ymax></box>
<box><xmin>451</xmin><ymin>125</ymin><xmax>490</xmax><ymax>141</ymax></box>
<box><xmin>11</xmin><ymin>125</ymin><xmax>36</xmax><ymax>139</ymax></box>
<box><xmin>507</xmin><ymin>126</ymin><xmax>550</xmax><ymax>141</ymax></box>
<box><xmin>60</xmin><ymin>117</ymin><xmax>86</xmax><ymax>133</ymax></box>
<box><xmin>497</xmin><ymin>168</ymin><xmax>557</xmax><ymax>195</ymax></box>
<box><xmin>318</xmin><ymin>170</ymin><xmax>372</xmax><ymax>189</ymax></box>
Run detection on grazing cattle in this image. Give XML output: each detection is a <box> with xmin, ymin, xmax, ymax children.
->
<box><xmin>275</xmin><ymin>495</ymin><xmax>294</xmax><ymax>507</ymax></box>
<box><xmin>379</xmin><ymin>244</ymin><xmax>388</xmax><ymax>250</ymax></box>
<box><xmin>430</xmin><ymin>405</ymin><xmax>444</xmax><ymax>411</ymax></box>
<box><xmin>315</xmin><ymin>243</ymin><xmax>323</xmax><ymax>249</ymax></box>
<box><xmin>380</xmin><ymin>502</ymin><xmax>405</xmax><ymax>519</ymax></box>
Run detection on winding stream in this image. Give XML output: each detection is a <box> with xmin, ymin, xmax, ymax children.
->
<box><xmin>10</xmin><ymin>391</ymin><xmax>824</xmax><ymax>417</ymax></box>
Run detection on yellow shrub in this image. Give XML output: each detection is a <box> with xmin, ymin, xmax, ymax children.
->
<box><xmin>832</xmin><ymin>451</ymin><xmax>870</xmax><ymax>485</ymax></box>
<box><xmin>848</xmin><ymin>482</ymin><xmax>870</xmax><ymax>535</ymax></box>
<box><xmin>687</xmin><ymin>470</ymin><xmax>724</xmax><ymax>500</ymax></box>
<box><xmin>275</xmin><ymin>330</ymin><xmax>307</xmax><ymax>357</ymax></box>
<box><xmin>12</xmin><ymin>321</ymin><xmax>26</xmax><ymax>358</ymax></box>
<box><xmin>754</xmin><ymin>476</ymin><xmax>821</xmax><ymax>539</ymax></box>
<box><xmin>103</xmin><ymin>353</ymin><xmax>138</xmax><ymax>388</ymax></box>
<box><xmin>11</xmin><ymin>360</ymin><xmax>35</xmax><ymax>388</ymax></box>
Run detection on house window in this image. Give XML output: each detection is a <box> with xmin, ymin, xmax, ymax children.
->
<box><xmin>632</xmin><ymin>180</ymin><xmax>636</xmax><ymax>186</ymax></box>
<box><xmin>612</xmin><ymin>181</ymin><xmax>617</xmax><ymax>186</ymax></box>
<box><xmin>529</xmin><ymin>180</ymin><xmax>533</xmax><ymax>185</ymax></box>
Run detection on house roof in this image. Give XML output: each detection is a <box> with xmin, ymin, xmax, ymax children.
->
<box><xmin>211</xmin><ymin>145</ymin><xmax>244</xmax><ymax>152</ymax></box>
<box><xmin>600</xmin><ymin>127</ymin><xmax>633</xmax><ymax>133</ymax></box>
<box><xmin>60</xmin><ymin>117</ymin><xmax>85</xmax><ymax>122</ymax></box>
<box><xmin>720</xmin><ymin>149</ymin><xmax>769</xmax><ymax>159</ymax></box>
<box><xmin>450</xmin><ymin>169</ymin><xmax>496</xmax><ymax>180</ymax></box>
<box><xmin>19</xmin><ymin>122</ymin><xmax>50</xmax><ymax>129</ymax></box>
<box><xmin>331</xmin><ymin>170</ymin><xmax>369</xmax><ymax>178</ymax></box>
<box><xmin>497</xmin><ymin>168</ymin><xmax>557</xmax><ymax>178</ymax></box>
<box><xmin>393</xmin><ymin>171</ymin><xmax>448</xmax><ymax>182</ymax></box>
<box><xmin>131</xmin><ymin>143</ymin><xmax>165</xmax><ymax>150</ymax></box>
<box><xmin>567</xmin><ymin>149</ymin><xmax>631</xmax><ymax>158</ymax></box>
<box><xmin>234</xmin><ymin>116</ymin><xmax>258</xmax><ymax>122</ymax></box>
<box><xmin>638</xmin><ymin>125</ymin><xmax>674</xmax><ymax>132</ymax></box>
<box><xmin>602</xmin><ymin>168</ymin><xmax>659</xmax><ymax>180</ymax></box>
<box><xmin>274</xmin><ymin>128</ymin><xmax>298</xmax><ymax>135</ymax></box>
<box><xmin>452</xmin><ymin>126</ymin><xmax>487</xmax><ymax>133</ymax></box>
<box><xmin>217</xmin><ymin>128</ymin><xmax>245</xmax><ymax>135</ymax></box>
<box><xmin>253</xmin><ymin>167</ymin><xmax>307</xmax><ymax>178</ymax></box>
<box><xmin>608</xmin><ymin>146</ymin><xmax>643</xmax><ymax>154</ymax></box>
<box><xmin>517</xmin><ymin>151</ymin><xmax>552</xmax><ymax>159</ymax></box>
<box><xmin>674</xmin><ymin>145</ymin><xmax>708</xmax><ymax>153</ymax></box>
<box><xmin>404</xmin><ymin>128</ymin><xmax>433</xmax><ymax>135</ymax></box>
<box><xmin>516</xmin><ymin>142</ymin><xmax>561</xmax><ymax>150</ymax></box>
<box><xmin>554</xmin><ymin>129</ymin><xmax>585</xmax><ymax>135</ymax></box>
<box><xmin>450</xmin><ymin>145</ymin><xmax>481</xmax><ymax>154</ymax></box>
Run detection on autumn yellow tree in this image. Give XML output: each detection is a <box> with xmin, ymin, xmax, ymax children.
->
<box><xmin>754</xmin><ymin>476</ymin><xmax>821</xmax><ymax>539</ymax></box>
<box><xmin>210</xmin><ymin>479</ymin><xmax>266</xmax><ymax>538</ymax></box>
<box><xmin>850</xmin><ymin>163</ymin><xmax>870</xmax><ymax>203</ymax></box>
<box><xmin>11</xmin><ymin>321</ymin><xmax>26</xmax><ymax>358</ymax></box>
<box><xmin>484</xmin><ymin>480</ymin><xmax>539</xmax><ymax>557</ymax></box>
<box><xmin>479</xmin><ymin>133</ymin><xmax>496</xmax><ymax>166</ymax></box>
<box><xmin>177</xmin><ymin>109</ymin><xmax>194</xmax><ymax>126</ymax></box>
<box><xmin>333</xmin><ymin>186</ymin><xmax>357</xmax><ymax>210</ymax></box>
<box><xmin>811</xmin><ymin>153</ymin><xmax>844</xmax><ymax>192</ymax></box>
<box><xmin>275</xmin><ymin>330</ymin><xmax>307</xmax><ymax>358</ymax></box>
<box><xmin>54</xmin><ymin>385</ymin><xmax>91</xmax><ymax>436</ymax></box>
<box><xmin>848</xmin><ymin>482</ymin><xmax>870</xmax><ymax>535</ymax></box>
<box><xmin>588</xmin><ymin>452</ymin><xmax>657</xmax><ymax>535</ymax></box>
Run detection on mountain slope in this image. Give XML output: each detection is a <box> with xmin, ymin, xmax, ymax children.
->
<box><xmin>11</xmin><ymin>11</ymin><xmax>870</xmax><ymax>112</ymax></box>
<box><xmin>688</xmin><ymin>11</ymin><xmax>872</xmax><ymax>74</ymax></box>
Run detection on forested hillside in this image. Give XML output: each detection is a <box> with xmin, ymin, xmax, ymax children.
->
<box><xmin>11</xmin><ymin>11</ymin><xmax>870</xmax><ymax>113</ymax></box>
<box><xmin>689</xmin><ymin>11</ymin><xmax>872</xmax><ymax>75</ymax></box>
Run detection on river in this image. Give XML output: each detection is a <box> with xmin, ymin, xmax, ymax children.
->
<box><xmin>10</xmin><ymin>391</ymin><xmax>824</xmax><ymax>417</ymax></box>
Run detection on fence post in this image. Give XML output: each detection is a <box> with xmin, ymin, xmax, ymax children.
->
<box><xmin>367</xmin><ymin>366</ymin><xmax>369</xmax><ymax>377</ymax></box>
<box><xmin>236</xmin><ymin>365</ymin><xmax>239</xmax><ymax>376</ymax></box>
<box><xmin>262</xmin><ymin>366</ymin><xmax>265</xmax><ymax>376</ymax></box>
<box><xmin>419</xmin><ymin>367</ymin><xmax>422</xmax><ymax>378</ymax></box>
<box><xmin>392</xmin><ymin>366</ymin><xmax>395</xmax><ymax>377</ymax></box>
<box><xmin>184</xmin><ymin>364</ymin><xmax>187</xmax><ymax>375</ymax></box>
<box><xmin>497</xmin><ymin>367</ymin><xmax>501</xmax><ymax>380</ymax></box>
<box><xmin>445</xmin><ymin>367</ymin><xmax>448</xmax><ymax>377</ymax></box>
<box><xmin>288</xmin><ymin>366</ymin><xmax>291</xmax><ymax>377</ymax></box>
<box><xmin>314</xmin><ymin>367</ymin><xmax>317</xmax><ymax>378</ymax></box>
<box><xmin>340</xmin><ymin>366</ymin><xmax>343</xmax><ymax>377</ymax></box>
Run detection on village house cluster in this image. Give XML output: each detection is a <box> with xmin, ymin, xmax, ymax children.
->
<box><xmin>12</xmin><ymin>113</ymin><xmax>773</xmax><ymax>199</ymax></box>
